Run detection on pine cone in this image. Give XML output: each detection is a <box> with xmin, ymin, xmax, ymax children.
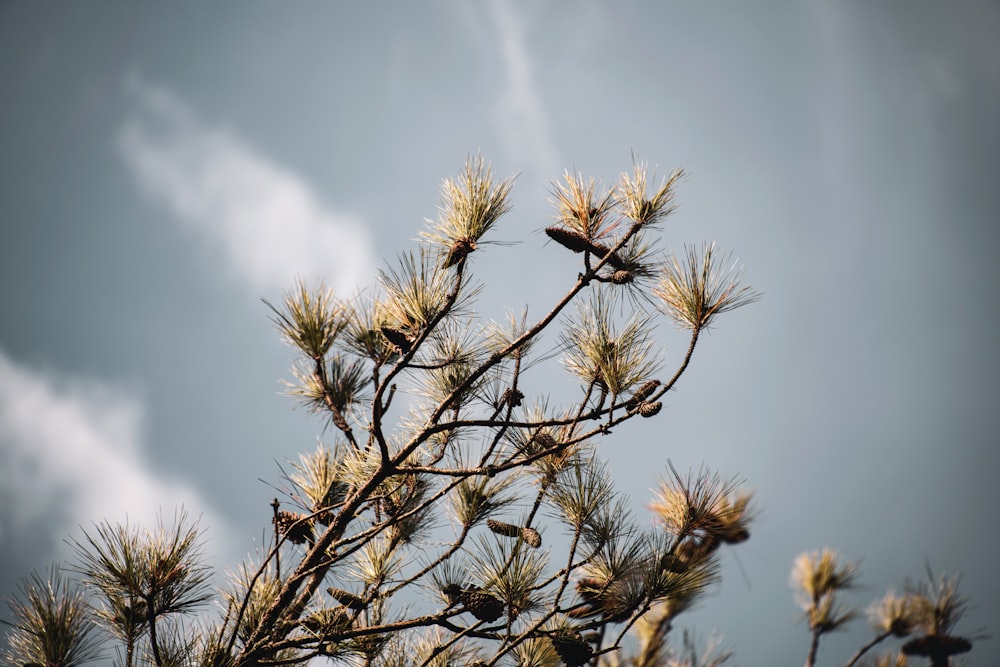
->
<box><xmin>521</xmin><ymin>527</ymin><xmax>542</xmax><ymax>548</ymax></box>
<box><xmin>487</xmin><ymin>518</ymin><xmax>520</xmax><ymax>538</ymax></box>
<box><xmin>627</xmin><ymin>380</ymin><xmax>660</xmax><ymax>407</ymax></box>
<box><xmin>379</xmin><ymin>326</ymin><xmax>412</xmax><ymax>353</ymax></box>
<box><xmin>502</xmin><ymin>387</ymin><xmax>524</xmax><ymax>408</ymax></box>
<box><xmin>901</xmin><ymin>634</ymin><xmax>972</xmax><ymax>658</ymax></box>
<box><xmin>720</xmin><ymin>526</ymin><xmax>750</xmax><ymax>544</ymax></box>
<box><xmin>326</xmin><ymin>587</ymin><xmax>367</xmax><ymax>610</ymax></box>
<box><xmin>638</xmin><ymin>401</ymin><xmax>662</xmax><ymax>418</ymax></box>
<box><xmin>545</xmin><ymin>226</ymin><xmax>594</xmax><ymax>254</ymax></box>
<box><xmin>550</xmin><ymin>630</ymin><xmax>594</xmax><ymax>667</ymax></box>
<box><xmin>611</xmin><ymin>269</ymin><xmax>634</xmax><ymax>284</ymax></box>
<box><xmin>461</xmin><ymin>589</ymin><xmax>505</xmax><ymax>622</ymax></box>
<box><xmin>544</xmin><ymin>226</ymin><xmax>626</xmax><ymax>268</ymax></box>
<box><xmin>274</xmin><ymin>510</ymin><xmax>314</xmax><ymax>545</ymax></box>
<box><xmin>487</xmin><ymin>519</ymin><xmax>542</xmax><ymax>549</ymax></box>
<box><xmin>661</xmin><ymin>553</ymin><xmax>689</xmax><ymax>574</ymax></box>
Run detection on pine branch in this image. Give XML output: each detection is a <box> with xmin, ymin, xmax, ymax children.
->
<box><xmin>844</xmin><ymin>630</ymin><xmax>892</xmax><ymax>667</ymax></box>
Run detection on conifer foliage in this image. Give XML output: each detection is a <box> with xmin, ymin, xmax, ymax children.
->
<box><xmin>790</xmin><ymin>552</ymin><xmax>977</xmax><ymax>667</ymax></box>
<box><xmin>2</xmin><ymin>156</ymin><xmax>976</xmax><ymax>666</ymax></box>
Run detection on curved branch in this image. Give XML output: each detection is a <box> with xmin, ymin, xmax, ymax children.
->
<box><xmin>844</xmin><ymin>630</ymin><xmax>892</xmax><ymax>667</ymax></box>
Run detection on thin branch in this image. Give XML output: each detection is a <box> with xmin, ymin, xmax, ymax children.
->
<box><xmin>806</xmin><ymin>627</ymin><xmax>821</xmax><ymax>667</ymax></box>
<box><xmin>844</xmin><ymin>630</ymin><xmax>892</xmax><ymax>667</ymax></box>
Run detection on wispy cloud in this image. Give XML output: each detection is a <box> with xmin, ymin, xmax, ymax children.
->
<box><xmin>0</xmin><ymin>349</ymin><xmax>236</xmax><ymax>567</ymax></box>
<box><xmin>486</xmin><ymin>0</ymin><xmax>559</xmax><ymax>177</ymax></box>
<box><xmin>116</xmin><ymin>74</ymin><xmax>376</xmax><ymax>295</ymax></box>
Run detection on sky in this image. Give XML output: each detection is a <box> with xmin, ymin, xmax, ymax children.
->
<box><xmin>1</xmin><ymin>2</ymin><xmax>999</xmax><ymax>664</ymax></box>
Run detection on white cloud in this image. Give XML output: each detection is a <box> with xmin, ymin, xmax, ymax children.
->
<box><xmin>486</xmin><ymin>1</ymin><xmax>559</xmax><ymax>177</ymax></box>
<box><xmin>116</xmin><ymin>74</ymin><xmax>376</xmax><ymax>295</ymax></box>
<box><xmin>0</xmin><ymin>349</ymin><xmax>236</xmax><ymax>567</ymax></box>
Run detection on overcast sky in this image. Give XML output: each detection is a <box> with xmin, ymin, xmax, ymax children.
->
<box><xmin>1</xmin><ymin>2</ymin><xmax>999</xmax><ymax>664</ymax></box>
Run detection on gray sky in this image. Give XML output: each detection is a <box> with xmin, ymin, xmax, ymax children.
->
<box><xmin>1</xmin><ymin>2</ymin><xmax>998</xmax><ymax>664</ymax></box>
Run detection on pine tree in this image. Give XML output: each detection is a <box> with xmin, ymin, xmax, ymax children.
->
<box><xmin>1</xmin><ymin>156</ymin><xmax>977</xmax><ymax>667</ymax></box>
